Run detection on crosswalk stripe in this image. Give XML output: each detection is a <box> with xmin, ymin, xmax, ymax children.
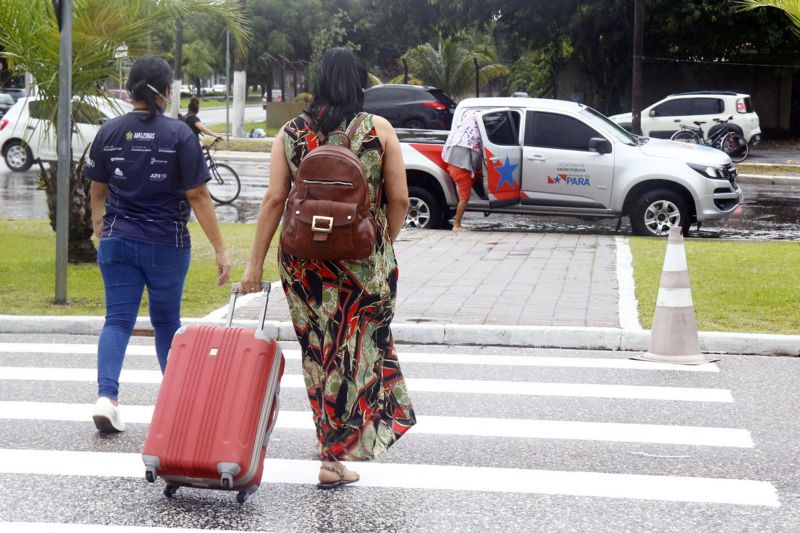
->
<box><xmin>0</xmin><ymin>367</ymin><xmax>734</xmax><ymax>402</ymax></box>
<box><xmin>0</xmin><ymin>449</ymin><xmax>779</xmax><ymax>507</ymax></box>
<box><xmin>0</xmin><ymin>343</ymin><xmax>720</xmax><ymax>372</ymax></box>
<box><xmin>0</xmin><ymin>401</ymin><xmax>753</xmax><ymax>447</ymax></box>
<box><xmin>0</xmin><ymin>524</ymin><xmax>255</xmax><ymax>533</ymax></box>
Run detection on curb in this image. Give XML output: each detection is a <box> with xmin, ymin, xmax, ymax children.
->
<box><xmin>1</xmin><ymin>315</ymin><xmax>798</xmax><ymax>356</ymax></box>
<box><xmin>737</xmin><ymin>173</ymin><xmax>800</xmax><ymax>185</ymax></box>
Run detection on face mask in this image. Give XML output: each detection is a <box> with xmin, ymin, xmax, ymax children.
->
<box><xmin>146</xmin><ymin>84</ymin><xmax>171</xmax><ymax>111</ymax></box>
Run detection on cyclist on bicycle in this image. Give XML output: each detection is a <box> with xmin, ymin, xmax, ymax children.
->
<box><xmin>182</xmin><ymin>96</ymin><xmax>224</xmax><ymax>142</ymax></box>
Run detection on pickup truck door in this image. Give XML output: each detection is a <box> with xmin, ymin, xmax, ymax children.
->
<box><xmin>521</xmin><ymin>110</ymin><xmax>614</xmax><ymax>209</ymax></box>
<box><xmin>476</xmin><ymin>109</ymin><xmax>522</xmax><ymax>207</ymax></box>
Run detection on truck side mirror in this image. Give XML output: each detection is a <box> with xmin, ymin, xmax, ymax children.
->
<box><xmin>649</xmin><ymin>109</ymin><xmax>657</xmax><ymax>117</ymax></box>
<box><xmin>588</xmin><ymin>137</ymin><xmax>612</xmax><ymax>154</ymax></box>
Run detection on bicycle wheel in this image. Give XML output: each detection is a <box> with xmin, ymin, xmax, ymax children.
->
<box><xmin>719</xmin><ymin>132</ymin><xmax>749</xmax><ymax>163</ymax></box>
<box><xmin>670</xmin><ymin>130</ymin><xmax>701</xmax><ymax>144</ymax></box>
<box><xmin>207</xmin><ymin>163</ymin><xmax>241</xmax><ymax>204</ymax></box>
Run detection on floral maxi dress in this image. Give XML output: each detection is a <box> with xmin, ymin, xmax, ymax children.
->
<box><xmin>279</xmin><ymin>113</ymin><xmax>416</xmax><ymax>462</ymax></box>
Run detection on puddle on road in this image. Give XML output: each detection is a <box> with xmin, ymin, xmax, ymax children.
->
<box><xmin>464</xmin><ymin>183</ymin><xmax>800</xmax><ymax>241</ymax></box>
<box><xmin>3</xmin><ymin>168</ymin><xmax>799</xmax><ymax>241</ymax></box>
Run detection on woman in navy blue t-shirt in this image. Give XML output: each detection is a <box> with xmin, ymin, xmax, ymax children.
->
<box><xmin>86</xmin><ymin>56</ymin><xmax>231</xmax><ymax>433</ymax></box>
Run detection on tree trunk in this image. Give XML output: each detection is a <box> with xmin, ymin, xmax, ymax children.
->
<box><xmin>38</xmin><ymin>157</ymin><xmax>96</xmax><ymax>264</ymax></box>
<box><xmin>231</xmin><ymin>0</ymin><xmax>247</xmax><ymax>137</ymax></box>
<box><xmin>171</xmin><ymin>17</ymin><xmax>184</xmax><ymax>118</ymax></box>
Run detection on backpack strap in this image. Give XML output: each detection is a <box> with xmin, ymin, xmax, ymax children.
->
<box><xmin>300</xmin><ymin>113</ymin><xmax>327</xmax><ymax>144</ymax></box>
<box><xmin>344</xmin><ymin>112</ymin><xmax>368</xmax><ymax>146</ymax></box>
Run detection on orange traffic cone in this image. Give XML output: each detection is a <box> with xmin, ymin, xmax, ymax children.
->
<box><xmin>632</xmin><ymin>226</ymin><xmax>718</xmax><ymax>365</ymax></box>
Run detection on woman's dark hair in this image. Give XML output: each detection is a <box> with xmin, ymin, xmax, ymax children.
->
<box><xmin>188</xmin><ymin>96</ymin><xmax>200</xmax><ymax>114</ymax></box>
<box><xmin>306</xmin><ymin>47</ymin><xmax>368</xmax><ymax>136</ymax></box>
<box><xmin>125</xmin><ymin>55</ymin><xmax>173</xmax><ymax>119</ymax></box>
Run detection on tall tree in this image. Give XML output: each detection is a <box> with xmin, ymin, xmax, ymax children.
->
<box><xmin>164</xmin><ymin>0</ymin><xmax>250</xmax><ymax>118</ymax></box>
<box><xmin>0</xmin><ymin>0</ymin><xmax>247</xmax><ymax>262</ymax></box>
<box><xmin>232</xmin><ymin>0</ymin><xmax>247</xmax><ymax>137</ymax></box>
<box><xmin>404</xmin><ymin>36</ymin><xmax>509</xmax><ymax>99</ymax></box>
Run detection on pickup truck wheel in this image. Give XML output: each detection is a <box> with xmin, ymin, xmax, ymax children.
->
<box><xmin>405</xmin><ymin>186</ymin><xmax>442</xmax><ymax>229</ymax></box>
<box><xmin>4</xmin><ymin>140</ymin><xmax>33</xmax><ymax>172</ymax></box>
<box><xmin>630</xmin><ymin>189</ymin><xmax>689</xmax><ymax>237</ymax></box>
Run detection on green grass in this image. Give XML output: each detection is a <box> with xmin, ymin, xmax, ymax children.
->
<box><xmin>215</xmin><ymin>137</ymin><xmax>272</xmax><ymax>152</ymax></box>
<box><xmin>629</xmin><ymin>238</ymin><xmax>800</xmax><ymax>334</ymax></box>
<box><xmin>178</xmin><ymin>95</ymin><xmax>262</xmax><ymax>109</ymax></box>
<box><xmin>738</xmin><ymin>164</ymin><xmax>800</xmax><ymax>176</ymax></box>
<box><xmin>0</xmin><ymin>220</ymin><xmax>279</xmax><ymax>317</ymax></box>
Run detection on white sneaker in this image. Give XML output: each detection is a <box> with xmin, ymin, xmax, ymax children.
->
<box><xmin>92</xmin><ymin>397</ymin><xmax>125</xmax><ymax>433</ymax></box>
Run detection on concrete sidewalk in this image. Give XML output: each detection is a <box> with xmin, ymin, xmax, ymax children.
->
<box><xmin>234</xmin><ymin>230</ymin><xmax>620</xmax><ymax>328</ymax></box>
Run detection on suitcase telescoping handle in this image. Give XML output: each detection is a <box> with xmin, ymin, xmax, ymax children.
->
<box><xmin>227</xmin><ymin>282</ymin><xmax>271</xmax><ymax>330</ymax></box>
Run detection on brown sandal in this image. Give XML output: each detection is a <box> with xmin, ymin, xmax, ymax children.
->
<box><xmin>317</xmin><ymin>462</ymin><xmax>360</xmax><ymax>490</ymax></box>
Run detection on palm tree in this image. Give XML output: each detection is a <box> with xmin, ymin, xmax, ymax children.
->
<box><xmin>0</xmin><ymin>0</ymin><xmax>247</xmax><ymax>263</ymax></box>
<box><xmin>403</xmin><ymin>36</ymin><xmax>509</xmax><ymax>99</ymax></box>
<box><xmin>735</xmin><ymin>0</ymin><xmax>800</xmax><ymax>27</ymax></box>
<box><xmin>167</xmin><ymin>2</ymin><xmax>250</xmax><ymax>118</ymax></box>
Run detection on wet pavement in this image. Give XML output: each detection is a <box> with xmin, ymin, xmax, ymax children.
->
<box><xmin>3</xmin><ymin>159</ymin><xmax>800</xmax><ymax>241</ymax></box>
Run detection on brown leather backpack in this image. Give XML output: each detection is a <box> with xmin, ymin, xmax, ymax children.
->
<box><xmin>280</xmin><ymin>113</ymin><xmax>380</xmax><ymax>260</ymax></box>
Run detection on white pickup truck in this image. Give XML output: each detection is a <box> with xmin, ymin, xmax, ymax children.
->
<box><xmin>399</xmin><ymin>97</ymin><xmax>743</xmax><ymax>236</ymax></box>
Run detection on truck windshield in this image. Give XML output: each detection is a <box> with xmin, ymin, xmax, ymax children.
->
<box><xmin>580</xmin><ymin>107</ymin><xmax>637</xmax><ymax>145</ymax></box>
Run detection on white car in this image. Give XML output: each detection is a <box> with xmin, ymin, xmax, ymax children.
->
<box><xmin>399</xmin><ymin>97</ymin><xmax>743</xmax><ymax>236</ymax></box>
<box><xmin>0</xmin><ymin>96</ymin><xmax>132</xmax><ymax>172</ymax></box>
<box><xmin>609</xmin><ymin>91</ymin><xmax>761</xmax><ymax>145</ymax></box>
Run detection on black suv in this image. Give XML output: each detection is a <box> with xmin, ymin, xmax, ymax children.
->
<box><xmin>363</xmin><ymin>84</ymin><xmax>455</xmax><ymax>130</ymax></box>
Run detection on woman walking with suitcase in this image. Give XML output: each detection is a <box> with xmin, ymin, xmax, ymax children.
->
<box><xmin>240</xmin><ymin>47</ymin><xmax>416</xmax><ymax>488</ymax></box>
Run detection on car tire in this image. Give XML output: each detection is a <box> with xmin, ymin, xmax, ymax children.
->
<box><xmin>4</xmin><ymin>140</ymin><xmax>33</xmax><ymax>172</ymax></box>
<box><xmin>630</xmin><ymin>189</ymin><xmax>690</xmax><ymax>237</ymax></box>
<box><xmin>404</xmin><ymin>118</ymin><xmax>426</xmax><ymax>129</ymax></box>
<box><xmin>406</xmin><ymin>186</ymin><xmax>442</xmax><ymax>229</ymax></box>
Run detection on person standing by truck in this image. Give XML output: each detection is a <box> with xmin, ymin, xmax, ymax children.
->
<box><xmin>442</xmin><ymin>109</ymin><xmax>482</xmax><ymax>231</ymax></box>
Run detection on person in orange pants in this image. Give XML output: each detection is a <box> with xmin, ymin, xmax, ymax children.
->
<box><xmin>446</xmin><ymin>163</ymin><xmax>474</xmax><ymax>231</ymax></box>
<box><xmin>442</xmin><ymin>110</ymin><xmax>482</xmax><ymax>231</ymax></box>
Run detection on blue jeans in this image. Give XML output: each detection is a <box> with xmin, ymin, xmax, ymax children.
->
<box><xmin>97</xmin><ymin>237</ymin><xmax>191</xmax><ymax>400</ymax></box>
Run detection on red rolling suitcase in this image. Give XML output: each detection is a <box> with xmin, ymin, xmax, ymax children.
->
<box><xmin>142</xmin><ymin>283</ymin><xmax>284</xmax><ymax>504</ymax></box>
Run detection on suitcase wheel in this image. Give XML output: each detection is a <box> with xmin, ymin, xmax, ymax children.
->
<box><xmin>145</xmin><ymin>468</ymin><xmax>157</xmax><ymax>483</ymax></box>
<box><xmin>164</xmin><ymin>485</ymin><xmax>179</xmax><ymax>499</ymax></box>
<box><xmin>221</xmin><ymin>473</ymin><xmax>233</xmax><ymax>489</ymax></box>
<box><xmin>236</xmin><ymin>487</ymin><xmax>256</xmax><ymax>504</ymax></box>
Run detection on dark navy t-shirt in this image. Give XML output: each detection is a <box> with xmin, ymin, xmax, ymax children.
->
<box><xmin>84</xmin><ymin>112</ymin><xmax>210</xmax><ymax>247</ymax></box>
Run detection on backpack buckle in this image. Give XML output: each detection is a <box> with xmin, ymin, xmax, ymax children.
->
<box><xmin>311</xmin><ymin>215</ymin><xmax>334</xmax><ymax>233</ymax></box>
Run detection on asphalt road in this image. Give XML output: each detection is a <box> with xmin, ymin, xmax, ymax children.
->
<box><xmin>3</xmin><ymin>156</ymin><xmax>800</xmax><ymax>240</ymax></box>
<box><xmin>0</xmin><ymin>335</ymin><xmax>798</xmax><ymax>532</ymax></box>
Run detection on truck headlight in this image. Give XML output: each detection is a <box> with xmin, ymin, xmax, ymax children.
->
<box><xmin>687</xmin><ymin>163</ymin><xmax>724</xmax><ymax>179</ymax></box>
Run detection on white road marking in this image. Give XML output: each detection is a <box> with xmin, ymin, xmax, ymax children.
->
<box><xmin>0</xmin><ymin>401</ymin><xmax>753</xmax><ymax>447</ymax></box>
<box><xmin>0</xmin><ymin>367</ymin><xmax>733</xmax><ymax>402</ymax></box>
<box><xmin>0</xmin><ymin>449</ymin><xmax>779</xmax><ymax>507</ymax></box>
<box><xmin>0</xmin><ymin>343</ymin><xmax>719</xmax><ymax>372</ymax></box>
<box><xmin>615</xmin><ymin>236</ymin><xmax>642</xmax><ymax>330</ymax></box>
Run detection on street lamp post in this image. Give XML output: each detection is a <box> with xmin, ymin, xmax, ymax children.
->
<box><xmin>632</xmin><ymin>0</ymin><xmax>645</xmax><ymax>135</ymax></box>
<box><xmin>54</xmin><ymin>0</ymin><xmax>72</xmax><ymax>304</ymax></box>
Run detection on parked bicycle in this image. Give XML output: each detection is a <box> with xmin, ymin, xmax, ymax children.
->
<box><xmin>202</xmin><ymin>138</ymin><xmax>241</xmax><ymax>204</ymax></box>
<box><xmin>670</xmin><ymin>115</ymin><xmax>749</xmax><ymax>163</ymax></box>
